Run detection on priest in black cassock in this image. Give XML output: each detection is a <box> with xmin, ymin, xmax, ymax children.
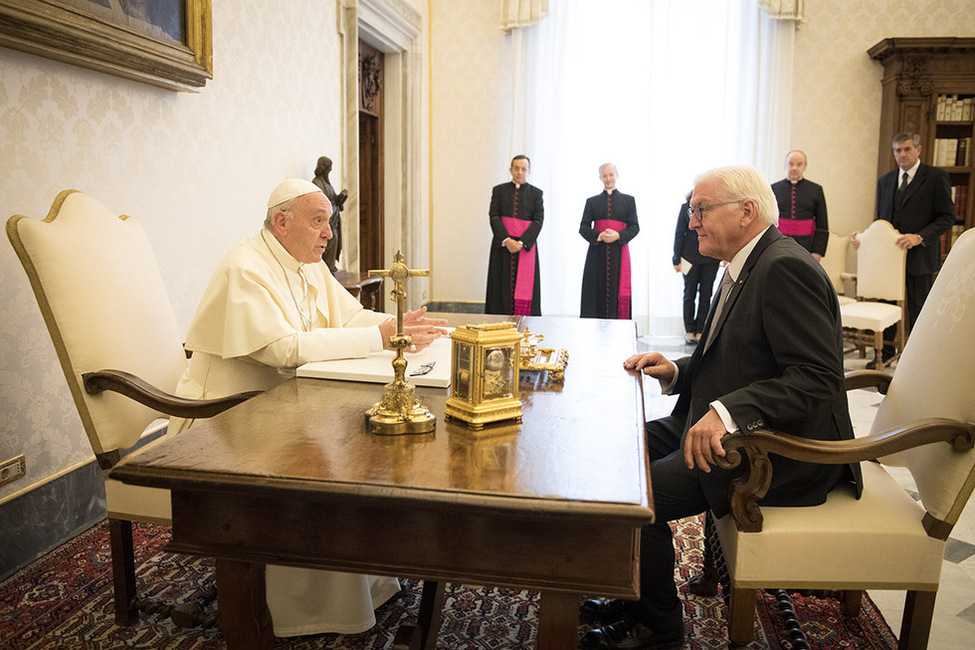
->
<box><xmin>579</xmin><ymin>163</ymin><xmax>640</xmax><ymax>319</ymax></box>
<box><xmin>770</xmin><ymin>150</ymin><xmax>829</xmax><ymax>260</ymax></box>
<box><xmin>485</xmin><ymin>155</ymin><xmax>544</xmax><ymax>315</ymax></box>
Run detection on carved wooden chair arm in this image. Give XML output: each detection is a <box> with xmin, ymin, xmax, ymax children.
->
<box><xmin>715</xmin><ymin>418</ymin><xmax>975</xmax><ymax>533</ymax></box>
<box><xmin>843</xmin><ymin>368</ymin><xmax>893</xmax><ymax>394</ymax></box>
<box><xmin>83</xmin><ymin>369</ymin><xmax>261</xmax><ymax>420</ymax></box>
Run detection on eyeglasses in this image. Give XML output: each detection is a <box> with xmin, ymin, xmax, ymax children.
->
<box><xmin>687</xmin><ymin>200</ymin><xmax>741</xmax><ymax>221</ymax></box>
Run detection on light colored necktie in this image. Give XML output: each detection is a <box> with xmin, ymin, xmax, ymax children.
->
<box><xmin>704</xmin><ymin>270</ymin><xmax>734</xmax><ymax>351</ymax></box>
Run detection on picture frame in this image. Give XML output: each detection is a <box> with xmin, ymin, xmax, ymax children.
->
<box><xmin>0</xmin><ymin>0</ymin><xmax>212</xmax><ymax>91</ymax></box>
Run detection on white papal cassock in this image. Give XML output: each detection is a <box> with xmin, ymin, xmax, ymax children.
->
<box><xmin>170</xmin><ymin>229</ymin><xmax>401</xmax><ymax>636</ymax></box>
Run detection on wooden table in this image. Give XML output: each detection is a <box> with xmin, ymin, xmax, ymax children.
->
<box><xmin>111</xmin><ymin>316</ymin><xmax>653</xmax><ymax>649</ymax></box>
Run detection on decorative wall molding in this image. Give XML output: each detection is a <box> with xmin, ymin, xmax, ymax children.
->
<box><xmin>759</xmin><ymin>0</ymin><xmax>804</xmax><ymax>21</ymax></box>
<box><xmin>340</xmin><ymin>0</ymin><xmax>426</xmax><ymax>306</ymax></box>
<box><xmin>500</xmin><ymin>0</ymin><xmax>548</xmax><ymax>31</ymax></box>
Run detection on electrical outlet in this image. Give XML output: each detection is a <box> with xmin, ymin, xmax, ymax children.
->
<box><xmin>0</xmin><ymin>455</ymin><xmax>26</xmax><ymax>487</ymax></box>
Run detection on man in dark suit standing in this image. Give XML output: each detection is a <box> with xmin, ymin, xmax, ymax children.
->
<box><xmin>580</xmin><ymin>167</ymin><xmax>860</xmax><ymax>650</ymax></box>
<box><xmin>853</xmin><ymin>132</ymin><xmax>955</xmax><ymax>367</ymax></box>
<box><xmin>485</xmin><ymin>155</ymin><xmax>544</xmax><ymax>315</ymax></box>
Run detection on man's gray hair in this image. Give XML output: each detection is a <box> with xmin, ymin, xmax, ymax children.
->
<box><xmin>892</xmin><ymin>132</ymin><xmax>921</xmax><ymax>148</ymax></box>
<box><xmin>264</xmin><ymin>198</ymin><xmax>297</xmax><ymax>230</ymax></box>
<box><xmin>599</xmin><ymin>162</ymin><xmax>618</xmax><ymax>176</ymax></box>
<box><xmin>695</xmin><ymin>166</ymin><xmax>779</xmax><ymax>226</ymax></box>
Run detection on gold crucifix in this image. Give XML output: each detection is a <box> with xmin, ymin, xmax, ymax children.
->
<box><xmin>365</xmin><ymin>251</ymin><xmax>436</xmax><ymax>435</ymax></box>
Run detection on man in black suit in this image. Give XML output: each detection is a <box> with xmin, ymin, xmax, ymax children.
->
<box><xmin>853</xmin><ymin>133</ymin><xmax>955</xmax><ymax>367</ymax></box>
<box><xmin>485</xmin><ymin>155</ymin><xmax>544</xmax><ymax>315</ymax></box>
<box><xmin>580</xmin><ymin>166</ymin><xmax>860</xmax><ymax>650</ymax></box>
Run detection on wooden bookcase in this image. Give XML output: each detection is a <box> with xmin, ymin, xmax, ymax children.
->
<box><xmin>868</xmin><ymin>37</ymin><xmax>975</xmax><ymax>258</ymax></box>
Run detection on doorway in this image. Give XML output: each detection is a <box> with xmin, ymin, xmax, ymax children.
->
<box><xmin>358</xmin><ymin>39</ymin><xmax>384</xmax><ymax>275</ymax></box>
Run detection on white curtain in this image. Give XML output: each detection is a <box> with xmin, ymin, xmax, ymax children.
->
<box><xmin>508</xmin><ymin>0</ymin><xmax>795</xmax><ymax>335</ymax></box>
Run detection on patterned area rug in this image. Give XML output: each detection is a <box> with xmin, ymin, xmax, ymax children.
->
<box><xmin>1</xmin><ymin>516</ymin><xmax>896</xmax><ymax>649</ymax></box>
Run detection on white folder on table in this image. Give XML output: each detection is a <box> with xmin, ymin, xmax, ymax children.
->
<box><xmin>296</xmin><ymin>335</ymin><xmax>452</xmax><ymax>388</ymax></box>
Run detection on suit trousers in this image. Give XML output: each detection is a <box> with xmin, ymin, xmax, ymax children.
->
<box><xmin>681</xmin><ymin>263</ymin><xmax>719</xmax><ymax>334</ymax></box>
<box><xmin>882</xmin><ymin>272</ymin><xmax>935</xmax><ymax>355</ymax></box>
<box><xmin>639</xmin><ymin>417</ymin><xmax>709</xmax><ymax>619</ymax></box>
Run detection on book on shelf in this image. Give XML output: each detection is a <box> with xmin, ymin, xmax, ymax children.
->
<box><xmin>937</xmin><ymin>94</ymin><xmax>974</xmax><ymax>122</ymax></box>
<box><xmin>953</xmin><ymin>225</ymin><xmax>966</xmax><ymax>246</ymax></box>
<box><xmin>953</xmin><ymin>185</ymin><xmax>968</xmax><ymax>220</ymax></box>
<box><xmin>944</xmin><ymin>225</ymin><xmax>967</xmax><ymax>257</ymax></box>
<box><xmin>933</xmin><ymin>137</ymin><xmax>973</xmax><ymax>167</ymax></box>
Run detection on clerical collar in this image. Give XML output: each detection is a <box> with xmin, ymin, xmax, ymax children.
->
<box><xmin>606</xmin><ymin>188</ymin><xmax>615</xmax><ymax>195</ymax></box>
<box><xmin>260</xmin><ymin>229</ymin><xmax>313</xmax><ymax>332</ymax></box>
<box><xmin>260</xmin><ymin>229</ymin><xmax>304</xmax><ymax>273</ymax></box>
<box><xmin>512</xmin><ymin>181</ymin><xmax>522</xmax><ymax>189</ymax></box>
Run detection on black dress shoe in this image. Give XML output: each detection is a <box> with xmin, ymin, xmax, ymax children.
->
<box><xmin>580</xmin><ymin>598</ymin><xmax>637</xmax><ymax>625</ymax></box>
<box><xmin>686</xmin><ymin>566</ymin><xmax>718</xmax><ymax>597</ymax></box>
<box><xmin>580</xmin><ymin>614</ymin><xmax>684</xmax><ymax>650</ymax></box>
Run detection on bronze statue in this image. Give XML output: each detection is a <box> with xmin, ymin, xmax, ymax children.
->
<box><xmin>312</xmin><ymin>156</ymin><xmax>348</xmax><ymax>272</ymax></box>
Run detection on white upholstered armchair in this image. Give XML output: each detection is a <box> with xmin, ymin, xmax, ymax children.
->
<box><xmin>714</xmin><ymin>228</ymin><xmax>975</xmax><ymax>649</ymax></box>
<box><xmin>6</xmin><ymin>191</ymin><xmax>259</xmax><ymax>626</ymax></box>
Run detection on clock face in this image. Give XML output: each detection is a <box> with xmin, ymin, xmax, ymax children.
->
<box><xmin>483</xmin><ymin>347</ymin><xmax>513</xmax><ymax>400</ymax></box>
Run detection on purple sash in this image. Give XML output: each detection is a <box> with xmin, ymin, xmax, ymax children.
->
<box><xmin>501</xmin><ymin>217</ymin><xmax>536</xmax><ymax>316</ymax></box>
<box><xmin>778</xmin><ymin>218</ymin><xmax>815</xmax><ymax>237</ymax></box>
<box><xmin>595</xmin><ymin>219</ymin><xmax>631</xmax><ymax>319</ymax></box>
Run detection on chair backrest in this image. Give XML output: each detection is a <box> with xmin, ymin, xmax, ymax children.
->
<box><xmin>873</xmin><ymin>228</ymin><xmax>975</xmax><ymax>527</ymax></box>
<box><xmin>6</xmin><ymin>191</ymin><xmax>188</xmax><ymax>455</ymax></box>
<box><xmin>819</xmin><ymin>231</ymin><xmax>850</xmax><ymax>295</ymax></box>
<box><xmin>855</xmin><ymin>220</ymin><xmax>906</xmax><ymax>301</ymax></box>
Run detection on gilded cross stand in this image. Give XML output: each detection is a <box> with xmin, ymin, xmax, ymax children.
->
<box><xmin>365</xmin><ymin>251</ymin><xmax>436</xmax><ymax>435</ymax></box>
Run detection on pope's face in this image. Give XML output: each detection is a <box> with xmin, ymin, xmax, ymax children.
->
<box><xmin>510</xmin><ymin>159</ymin><xmax>530</xmax><ymax>185</ymax></box>
<box><xmin>785</xmin><ymin>152</ymin><xmax>806</xmax><ymax>182</ymax></box>
<box><xmin>893</xmin><ymin>139</ymin><xmax>921</xmax><ymax>171</ymax></box>
<box><xmin>600</xmin><ymin>166</ymin><xmax>617</xmax><ymax>191</ymax></box>
<box><xmin>275</xmin><ymin>192</ymin><xmax>333</xmax><ymax>264</ymax></box>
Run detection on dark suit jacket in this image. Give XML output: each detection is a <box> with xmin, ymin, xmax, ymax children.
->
<box><xmin>876</xmin><ymin>163</ymin><xmax>955</xmax><ymax>276</ymax></box>
<box><xmin>673</xmin><ymin>228</ymin><xmax>861</xmax><ymax>516</ymax></box>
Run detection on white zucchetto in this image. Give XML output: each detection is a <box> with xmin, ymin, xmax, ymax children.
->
<box><xmin>267</xmin><ymin>178</ymin><xmax>324</xmax><ymax>210</ymax></box>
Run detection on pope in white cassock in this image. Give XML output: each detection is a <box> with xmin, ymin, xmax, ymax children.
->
<box><xmin>169</xmin><ymin>178</ymin><xmax>447</xmax><ymax>637</ymax></box>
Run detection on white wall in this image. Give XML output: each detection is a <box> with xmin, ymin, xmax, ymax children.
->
<box><xmin>0</xmin><ymin>0</ymin><xmax>346</xmax><ymax>501</ymax></box>
<box><xmin>428</xmin><ymin>0</ymin><xmax>513</xmax><ymax>306</ymax></box>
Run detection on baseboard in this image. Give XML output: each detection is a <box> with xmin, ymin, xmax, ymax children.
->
<box><xmin>0</xmin><ymin>424</ymin><xmax>168</xmax><ymax>581</ymax></box>
<box><xmin>423</xmin><ymin>301</ymin><xmax>485</xmax><ymax>314</ymax></box>
<box><xmin>0</xmin><ymin>460</ymin><xmax>105</xmax><ymax>581</ymax></box>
